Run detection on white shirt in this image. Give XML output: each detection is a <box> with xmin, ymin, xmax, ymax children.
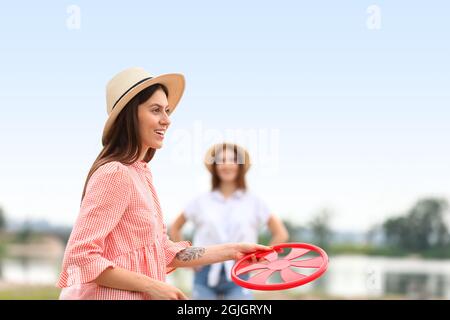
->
<box><xmin>184</xmin><ymin>189</ymin><xmax>271</xmax><ymax>286</ymax></box>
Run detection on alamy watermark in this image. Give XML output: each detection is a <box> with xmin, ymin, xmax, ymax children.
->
<box><xmin>166</xmin><ymin>121</ymin><xmax>281</xmax><ymax>175</ymax></box>
<box><xmin>366</xmin><ymin>5</ymin><xmax>382</xmax><ymax>30</ymax></box>
<box><xmin>66</xmin><ymin>5</ymin><xmax>81</xmax><ymax>30</ymax></box>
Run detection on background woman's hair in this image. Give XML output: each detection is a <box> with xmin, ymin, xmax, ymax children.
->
<box><xmin>81</xmin><ymin>84</ymin><xmax>168</xmax><ymax>201</ymax></box>
<box><xmin>211</xmin><ymin>144</ymin><xmax>247</xmax><ymax>191</ymax></box>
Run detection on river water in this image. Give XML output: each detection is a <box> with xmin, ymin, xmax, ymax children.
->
<box><xmin>1</xmin><ymin>255</ymin><xmax>449</xmax><ymax>299</ymax></box>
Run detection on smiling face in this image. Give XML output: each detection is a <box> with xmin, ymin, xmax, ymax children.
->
<box><xmin>137</xmin><ymin>88</ymin><xmax>171</xmax><ymax>150</ymax></box>
<box><xmin>215</xmin><ymin>147</ymin><xmax>240</xmax><ymax>183</ymax></box>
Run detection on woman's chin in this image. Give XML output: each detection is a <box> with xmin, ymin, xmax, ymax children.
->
<box><xmin>151</xmin><ymin>142</ymin><xmax>164</xmax><ymax>149</ymax></box>
<box><xmin>218</xmin><ymin>176</ymin><xmax>237</xmax><ymax>182</ymax></box>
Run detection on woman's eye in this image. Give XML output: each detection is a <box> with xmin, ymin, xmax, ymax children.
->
<box><xmin>152</xmin><ymin>108</ymin><xmax>160</xmax><ymax>113</ymax></box>
<box><xmin>166</xmin><ymin>109</ymin><xmax>171</xmax><ymax>115</ymax></box>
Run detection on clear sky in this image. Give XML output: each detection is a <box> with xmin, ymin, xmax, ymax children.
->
<box><xmin>0</xmin><ymin>1</ymin><xmax>449</xmax><ymax>232</ymax></box>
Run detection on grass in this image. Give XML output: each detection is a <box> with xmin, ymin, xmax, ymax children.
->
<box><xmin>0</xmin><ymin>286</ymin><xmax>347</xmax><ymax>300</ymax></box>
<box><xmin>0</xmin><ymin>285</ymin><xmax>412</xmax><ymax>300</ymax></box>
<box><xmin>0</xmin><ymin>244</ymin><xmax>6</xmax><ymax>259</ymax></box>
<box><xmin>0</xmin><ymin>285</ymin><xmax>61</xmax><ymax>300</ymax></box>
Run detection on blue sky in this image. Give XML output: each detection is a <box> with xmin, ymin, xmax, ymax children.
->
<box><xmin>0</xmin><ymin>1</ymin><xmax>449</xmax><ymax>232</ymax></box>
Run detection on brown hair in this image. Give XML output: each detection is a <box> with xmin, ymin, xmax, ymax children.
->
<box><xmin>211</xmin><ymin>144</ymin><xmax>247</xmax><ymax>191</ymax></box>
<box><xmin>81</xmin><ymin>84</ymin><xmax>168</xmax><ymax>201</ymax></box>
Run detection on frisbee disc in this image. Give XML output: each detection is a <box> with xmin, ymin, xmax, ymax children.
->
<box><xmin>231</xmin><ymin>243</ymin><xmax>329</xmax><ymax>291</ymax></box>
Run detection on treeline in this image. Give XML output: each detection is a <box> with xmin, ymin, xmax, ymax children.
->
<box><xmin>258</xmin><ymin>198</ymin><xmax>450</xmax><ymax>259</ymax></box>
<box><xmin>1</xmin><ymin>197</ymin><xmax>449</xmax><ymax>259</ymax></box>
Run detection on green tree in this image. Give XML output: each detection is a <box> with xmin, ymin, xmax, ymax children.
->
<box><xmin>309</xmin><ymin>209</ymin><xmax>333</xmax><ymax>250</ymax></box>
<box><xmin>382</xmin><ymin>198</ymin><xmax>449</xmax><ymax>253</ymax></box>
<box><xmin>16</xmin><ymin>219</ymin><xmax>33</xmax><ymax>243</ymax></box>
<box><xmin>383</xmin><ymin>216</ymin><xmax>409</xmax><ymax>248</ymax></box>
<box><xmin>365</xmin><ymin>223</ymin><xmax>381</xmax><ymax>245</ymax></box>
<box><xmin>0</xmin><ymin>206</ymin><xmax>6</xmax><ymax>233</ymax></box>
<box><xmin>282</xmin><ymin>219</ymin><xmax>302</xmax><ymax>242</ymax></box>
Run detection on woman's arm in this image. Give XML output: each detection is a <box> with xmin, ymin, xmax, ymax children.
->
<box><xmin>93</xmin><ymin>243</ymin><xmax>271</xmax><ymax>297</ymax></box>
<box><xmin>169</xmin><ymin>213</ymin><xmax>187</xmax><ymax>242</ymax></box>
<box><xmin>94</xmin><ymin>266</ymin><xmax>188</xmax><ymax>300</ymax></box>
<box><xmin>168</xmin><ymin>243</ymin><xmax>272</xmax><ymax>269</ymax></box>
<box><xmin>267</xmin><ymin>214</ymin><xmax>289</xmax><ymax>245</ymax></box>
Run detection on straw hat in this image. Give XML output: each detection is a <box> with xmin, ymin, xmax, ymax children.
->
<box><xmin>204</xmin><ymin>142</ymin><xmax>251</xmax><ymax>173</ymax></box>
<box><xmin>102</xmin><ymin>67</ymin><xmax>185</xmax><ymax>145</ymax></box>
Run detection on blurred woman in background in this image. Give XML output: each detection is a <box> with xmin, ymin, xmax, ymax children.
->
<box><xmin>170</xmin><ymin>142</ymin><xmax>289</xmax><ymax>300</ymax></box>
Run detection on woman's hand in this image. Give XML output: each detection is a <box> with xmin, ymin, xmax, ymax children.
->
<box><xmin>232</xmin><ymin>243</ymin><xmax>273</xmax><ymax>261</ymax></box>
<box><xmin>145</xmin><ymin>278</ymin><xmax>188</xmax><ymax>300</ymax></box>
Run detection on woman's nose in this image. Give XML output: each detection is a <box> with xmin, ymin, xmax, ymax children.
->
<box><xmin>160</xmin><ymin>113</ymin><xmax>171</xmax><ymax>126</ymax></box>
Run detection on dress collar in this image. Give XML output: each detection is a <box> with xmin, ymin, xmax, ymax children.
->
<box><xmin>212</xmin><ymin>189</ymin><xmax>245</xmax><ymax>202</ymax></box>
<box><xmin>130</xmin><ymin>160</ymin><xmax>149</xmax><ymax>171</ymax></box>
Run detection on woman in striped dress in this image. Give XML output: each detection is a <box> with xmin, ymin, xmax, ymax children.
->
<box><xmin>56</xmin><ymin>67</ymin><xmax>271</xmax><ymax>300</ymax></box>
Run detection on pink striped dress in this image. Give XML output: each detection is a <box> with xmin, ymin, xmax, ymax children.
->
<box><xmin>56</xmin><ymin>160</ymin><xmax>191</xmax><ymax>299</ymax></box>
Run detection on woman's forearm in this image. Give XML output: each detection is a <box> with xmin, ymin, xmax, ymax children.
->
<box><xmin>267</xmin><ymin>215</ymin><xmax>289</xmax><ymax>246</ymax></box>
<box><xmin>269</xmin><ymin>232</ymin><xmax>289</xmax><ymax>246</ymax></box>
<box><xmin>169</xmin><ymin>213</ymin><xmax>187</xmax><ymax>242</ymax></box>
<box><xmin>93</xmin><ymin>265</ymin><xmax>188</xmax><ymax>300</ymax></box>
<box><xmin>169</xmin><ymin>227</ymin><xmax>183</xmax><ymax>242</ymax></box>
<box><xmin>168</xmin><ymin>243</ymin><xmax>236</xmax><ymax>268</ymax></box>
<box><xmin>93</xmin><ymin>265</ymin><xmax>154</xmax><ymax>293</ymax></box>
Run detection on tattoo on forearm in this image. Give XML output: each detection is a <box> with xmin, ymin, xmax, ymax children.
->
<box><xmin>176</xmin><ymin>247</ymin><xmax>206</xmax><ymax>262</ymax></box>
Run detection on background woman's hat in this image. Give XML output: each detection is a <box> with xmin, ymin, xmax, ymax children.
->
<box><xmin>204</xmin><ymin>142</ymin><xmax>251</xmax><ymax>173</ymax></box>
<box><xmin>102</xmin><ymin>67</ymin><xmax>185</xmax><ymax>145</ymax></box>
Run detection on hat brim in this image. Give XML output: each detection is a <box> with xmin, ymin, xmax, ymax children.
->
<box><xmin>102</xmin><ymin>73</ymin><xmax>185</xmax><ymax>145</ymax></box>
<box><xmin>204</xmin><ymin>143</ymin><xmax>251</xmax><ymax>174</ymax></box>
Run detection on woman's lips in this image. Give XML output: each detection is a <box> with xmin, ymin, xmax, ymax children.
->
<box><xmin>154</xmin><ymin>129</ymin><xmax>165</xmax><ymax>140</ymax></box>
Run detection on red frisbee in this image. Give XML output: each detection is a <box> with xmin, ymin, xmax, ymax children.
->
<box><xmin>231</xmin><ymin>243</ymin><xmax>329</xmax><ymax>291</ymax></box>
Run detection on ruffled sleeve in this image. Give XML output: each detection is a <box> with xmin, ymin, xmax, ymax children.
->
<box><xmin>161</xmin><ymin>220</ymin><xmax>191</xmax><ymax>274</ymax></box>
<box><xmin>57</xmin><ymin>162</ymin><xmax>131</xmax><ymax>288</ymax></box>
